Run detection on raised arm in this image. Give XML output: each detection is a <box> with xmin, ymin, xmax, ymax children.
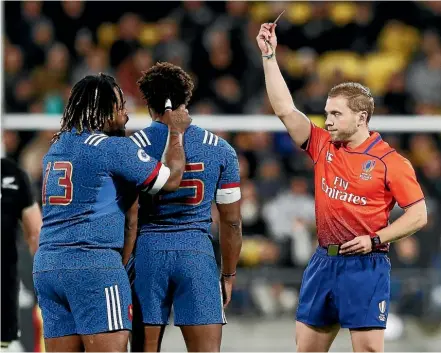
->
<box><xmin>159</xmin><ymin>105</ymin><xmax>191</xmax><ymax>192</ymax></box>
<box><xmin>257</xmin><ymin>23</ymin><xmax>311</xmax><ymax>147</ymax></box>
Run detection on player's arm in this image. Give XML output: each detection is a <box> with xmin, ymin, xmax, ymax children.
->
<box><xmin>21</xmin><ymin>203</ymin><xmax>42</xmax><ymax>256</ymax></box>
<box><xmin>376</xmin><ymin>200</ymin><xmax>427</xmax><ymax>244</ymax></box>
<box><xmin>215</xmin><ymin>143</ymin><xmax>242</xmax><ymax>308</ymax></box>
<box><xmin>375</xmin><ymin>155</ymin><xmax>427</xmax><ymax>244</ymax></box>
<box><xmin>341</xmin><ymin>154</ymin><xmax>427</xmax><ymax>255</ymax></box>
<box><xmin>17</xmin><ymin>166</ymin><xmax>41</xmax><ymax>255</ymax></box>
<box><xmin>257</xmin><ymin>23</ymin><xmax>311</xmax><ymax>147</ymax></box>
<box><xmin>122</xmin><ymin>195</ymin><xmax>138</xmax><ymax>266</ymax></box>
<box><xmin>111</xmin><ymin>107</ymin><xmax>191</xmax><ymax>194</ymax></box>
<box><xmin>159</xmin><ymin>105</ymin><xmax>189</xmax><ymax>191</ymax></box>
<box><xmin>217</xmin><ymin>201</ymin><xmax>242</xmax><ymax>276</ymax></box>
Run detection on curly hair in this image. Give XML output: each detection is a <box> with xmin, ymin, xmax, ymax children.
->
<box><xmin>137</xmin><ymin>62</ymin><xmax>194</xmax><ymax>115</ymax></box>
<box><xmin>52</xmin><ymin>73</ymin><xmax>124</xmax><ymax>143</ymax></box>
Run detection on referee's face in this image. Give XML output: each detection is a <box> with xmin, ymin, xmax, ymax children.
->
<box><xmin>325</xmin><ymin>96</ymin><xmax>358</xmax><ymax>142</ymax></box>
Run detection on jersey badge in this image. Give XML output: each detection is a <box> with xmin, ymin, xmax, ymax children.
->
<box><xmin>137</xmin><ymin>149</ymin><xmax>151</xmax><ymax>162</ymax></box>
<box><xmin>360</xmin><ymin>160</ymin><xmax>376</xmax><ymax>180</ymax></box>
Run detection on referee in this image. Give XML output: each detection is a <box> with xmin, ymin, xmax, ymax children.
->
<box><xmin>1</xmin><ymin>157</ymin><xmax>41</xmax><ymax>349</ymax></box>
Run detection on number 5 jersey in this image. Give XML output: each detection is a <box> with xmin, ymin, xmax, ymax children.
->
<box><xmin>130</xmin><ymin>121</ymin><xmax>241</xmax><ymax>257</ymax></box>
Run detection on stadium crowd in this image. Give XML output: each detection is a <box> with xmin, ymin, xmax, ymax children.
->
<box><xmin>3</xmin><ymin>1</ymin><xmax>441</xmax><ymax>320</ymax></box>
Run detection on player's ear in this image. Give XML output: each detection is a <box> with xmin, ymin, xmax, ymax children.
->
<box><xmin>358</xmin><ymin>111</ymin><xmax>368</xmax><ymax>126</ymax></box>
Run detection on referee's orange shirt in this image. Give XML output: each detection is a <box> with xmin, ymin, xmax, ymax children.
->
<box><xmin>303</xmin><ymin>123</ymin><xmax>425</xmax><ymax>249</ymax></box>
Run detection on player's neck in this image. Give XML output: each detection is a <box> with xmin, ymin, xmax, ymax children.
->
<box><xmin>345</xmin><ymin>129</ymin><xmax>371</xmax><ymax>149</ymax></box>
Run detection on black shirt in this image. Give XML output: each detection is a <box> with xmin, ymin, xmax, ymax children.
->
<box><xmin>1</xmin><ymin>158</ymin><xmax>35</xmax><ymax>341</ymax></box>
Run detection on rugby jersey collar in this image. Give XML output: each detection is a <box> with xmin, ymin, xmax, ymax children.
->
<box><xmin>340</xmin><ymin>131</ymin><xmax>382</xmax><ymax>153</ymax></box>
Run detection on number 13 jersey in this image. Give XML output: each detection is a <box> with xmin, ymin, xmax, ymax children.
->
<box><xmin>131</xmin><ymin>122</ymin><xmax>241</xmax><ymax>256</ymax></box>
<box><xmin>34</xmin><ymin>129</ymin><xmax>169</xmax><ymax>272</ymax></box>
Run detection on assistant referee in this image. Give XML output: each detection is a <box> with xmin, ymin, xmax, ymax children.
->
<box><xmin>1</xmin><ymin>157</ymin><xmax>42</xmax><ymax>349</ymax></box>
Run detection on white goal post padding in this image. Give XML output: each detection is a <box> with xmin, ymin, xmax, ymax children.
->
<box><xmin>3</xmin><ymin>114</ymin><xmax>441</xmax><ymax>132</ymax></box>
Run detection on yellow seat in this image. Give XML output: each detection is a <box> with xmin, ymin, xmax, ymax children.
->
<box><xmin>97</xmin><ymin>22</ymin><xmax>118</xmax><ymax>49</ymax></box>
<box><xmin>377</xmin><ymin>21</ymin><xmax>421</xmax><ymax>58</ymax></box>
<box><xmin>250</xmin><ymin>2</ymin><xmax>272</xmax><ymax>23</ymax></box>
<box><xmin>139</xmin><ymin>23</ymin><xmax>160</xmax><ymax>47</ymax></box>
<box><xmin>317</xmin><ymin>51</ymin><xmax>363</xmax><ymax>82</ymax></box>
<box><xmin>287</xmin><ymin>2</ymin><xmax>311</xmax><ymax>25</ymax></box>
<box><xmin>329</xmin><ymin>2</ymin><xmax>356</xmax><ymax>27</ymax></box>
<box><xmin>362</xmin><ymin>52</ymin><xmax>407</xmax><ymax>95</ymax></box>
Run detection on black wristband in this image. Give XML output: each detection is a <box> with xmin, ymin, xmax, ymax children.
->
<box><xmin>371</xmin><ymin>235</ymin><xmax>381</xmax><ymax>250</ymax></box>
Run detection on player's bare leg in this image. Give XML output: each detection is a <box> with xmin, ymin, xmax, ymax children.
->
<box><xmin>81</xmin><ymin>331</ymin><xmax>129</xmax><ymax>352</ymax></box>
<box><xmin>45</xmin><ymin>335</ymin><xmax>83</xmax><ymax>352</ymax></box>
<box><xmin>142</xmin><ymin>325</ymin><xmax>167</xmax><ymax>352</ymax></box>
<box><xmin>295</xmin><ymin>321</ymin><xmax>340</xmax><ymax>352</ymax></box>
<box><xmin>350</xmin><ymin>328</ymin><xmax>385</xmax><ymax>352</ymax></box>
<box><xmin>180</xmin><ymin>324</ymin><xmax>222</xmax><ymax>352</ymax></box>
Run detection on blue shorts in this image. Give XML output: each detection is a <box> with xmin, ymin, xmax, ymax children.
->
<box><xmin>296</xmin><ymin>247</ymin><xmax>391</xmax><ymax>329</ymax></box>
<box><xmin>133</xmin><ymin>250</ymin><xmax>226</xmax><ymax>326</ymax></box>
<box><xmin>34</xmin><ymin>268</ymin><xmax>132</xmax><ymax>338</ymax></box>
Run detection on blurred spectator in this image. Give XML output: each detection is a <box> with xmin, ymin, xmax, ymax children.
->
<box><xmin>31</xmin><ymin>43</ymin><xmax>70</xmax><ymax>101</ymax></box>
<box><xmin>262</xmin><ymin>176</ymin><xmax>316</xmax><ymax>266</ymax></box>
<box><xmin>154</xmin><ymin>18</ymin><xmax>190</xmax><ymax>70</ymax></box>
<box><xmin>117</xmin><ymin>48</ymin><xmax>153</xmax><ymax>109</ymax></box>
<box><xmin>383</xmin><ymin>71</ymin><xmax>414</xmax><ymax>114</ymax></box>
<box><xmin>26</xmin><ymin>19</ymin><xmax>55</xmax><ymax>69</ymax></box>
<box><xmin>407</xmin><ymin>31</ymin><xmax>441</xmax><ymax>107</ymax></box>
<box><xmin>109</xmin><ymin>13</ymin><xmax>142</xmax><ymax>69</ymax></box>
<box><xmin>72</xmin><ymin>47</ymin><xmax>113</xmax><ymax>86</ymax></box>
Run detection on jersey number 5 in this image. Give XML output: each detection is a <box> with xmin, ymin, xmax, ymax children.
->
<box><xmin>42</xmin><ymin>162</ymin><xmax>73</xmax><ymax>206</ymax></box>
<box><xmin>166</xmin><ymin>163</ymin><xmax>204</xmax><ymax>205</ymax></box>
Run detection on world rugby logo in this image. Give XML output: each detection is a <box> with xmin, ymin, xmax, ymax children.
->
<box><xmin>137</xmin><ymin>149</ymin><xmax>150</xmax><ymax>162</ymax></box>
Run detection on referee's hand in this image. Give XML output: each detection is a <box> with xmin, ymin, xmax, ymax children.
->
<box><xmin>340</xmin><ymin>235</ymin><xmax>372</xmax><ymax>255</ymax></box>
<box><xmin>256</xmin><ymin>23</ymin><xmax>277</xmax><ymax>55</ymax></box>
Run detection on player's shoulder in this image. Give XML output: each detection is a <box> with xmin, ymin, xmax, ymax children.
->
<box><xmin>364</xmin><ymin>133</ymin><xmax>395</xmax><ymax>160</ymax></box>
<box><xmin>191</xmin><ymin>125</ymin><xmax>234</xmax><ymax>151</ymax></box>
<box><xmin>129</xmin><ymin>128</ymin><xmax>152</xmax><ymax>149</ymax></box>
<box><xmin>81</xmin><ymin>132</ymin><xmax>110</xmax><ymax>148</ymax></box>
<box><xmin>369</xmin><ymin>135</ymin><xmax>413</xmax><ymax>167</ymax></box>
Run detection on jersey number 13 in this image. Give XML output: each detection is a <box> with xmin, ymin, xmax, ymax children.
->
<box><xmin>42</xmin><ymin>161</ymin><xmax>73</xmax><ymax>206</ymax></box>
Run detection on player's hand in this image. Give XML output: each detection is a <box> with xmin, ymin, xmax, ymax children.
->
<box><xmin>256</xmin><ymin>23</ymin><xmax>277</xmax><ymax>55</ymax></box>
<box><xmin>339</xmin><ymin>235</ymin><xmax>372</xmax><ymax>255</ymax></box>
<box><xmin>221</xmin><ymin>275</ymin><xmax>235</xmax><ymax>309</ymax></box>
<box><xmin>163</xmin><ymin>104</ymin><xmax>192</xmax><ymax>133</ymax></box>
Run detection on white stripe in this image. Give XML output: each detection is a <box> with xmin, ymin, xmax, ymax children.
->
<box><xmin>140</xmin><ymin>130</ymin><xmax>151</xmax><ymax>145</ymax></box>
<box><xmin>203</xmin><ymin>130</ymin><xmax>208</xmax><ymax>144</ymax></box>
<box><xmin>93</xmin><ymin>136</ymin><xmax>108</xmax><ymax>146</ymax></box>
<box><xmin>214</xmin><ymin>135</ymin><xmax>219</xmax><ymax>146</ymax></box>
<box><xmin>88</xmin><ymin>135</ymin><xmax>104</xmax><ymax>145</ymax></box>
<box><xmin>208</xmin><ymin>132</ymin><xmax>214</xmax><ymax>145</ymax></box>
<box><xmin>110</xmin><ymin>286</ymin><xmax>119</xmax><ymax>330</ymax></box>
<box><xmin>115</xmin><ymin>285</ymin><xmax>124</xmax><ymax>330</ymax></box>
<box><xmin>105</xmin><ymin>287</ymin><xmax>113</xmax><ymax>331</ymax></box>
<box><xmin>219</xmin><ymin>282</ymin><xmax>227</xmax><ymax>324</ymax></box>
<box><xmin>148</xmin><ymin>164</ymin><xmax>171</xmax><ymax>195</ymax></box>
<box><xmin>134</xmin><ymin>132</ymin><xmax>146</xmax><ymax>147</ymax></box>
<box><xmin>130</xmin><ymin>135</ymin><xmax>142</xmax><ymax>148</ymax></box>
<box><xmin>216</xmin><ymin>187</ymin><xmax>241</xmax><ymax>204</ymax></box>
<box><xmin>84</xmin><ymin>135</ymin><xmax>94</xmax><ymax>144</ymax></box>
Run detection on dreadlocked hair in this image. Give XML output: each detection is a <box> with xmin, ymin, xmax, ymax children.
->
<box><xmin>52</xmin><ymin>73</ymin><xmax>124</xmax><ymax>143</ymax></box>
<box><xmin>137</xmin><ymin>62</ymin><xmax>194</xmax><ymax>115</ymax></box>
